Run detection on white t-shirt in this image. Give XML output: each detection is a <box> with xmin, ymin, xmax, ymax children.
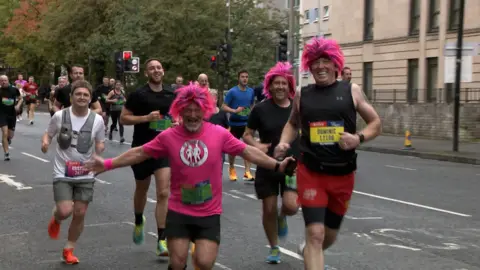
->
<box><xmin>47</xmin><ymin>107</ymin><xmax>105</xmax><ymax>181</ymax></box>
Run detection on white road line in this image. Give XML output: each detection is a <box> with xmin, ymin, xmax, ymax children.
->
<box><xmin>0</xmin><ymin>231</ymin><xmax>28</xmax><ymax>238</ymax></box>
<box><xmin>214</xmin><ymin>262</ymin><xmax>233</xmax><ymax>270</ymax></box>
<box><xmin>230</xmin><ymin>189</ymin><xmax>257</xmax><ymax>200</ymax></box>
<box><xmin>0</xmin><ymin>143</ymin><xmax>13</xmax><ymax>149</ymax></box>
<box><xmin>147</xmin><ymin>197</ymin><xmax>157</xmax><ymax>203</ymax></box>
<box><xmin>95</xmin><ymin>178</ymin><xmax>112</xmax><ymax>185</ymax></box>
<box><xmin>223</xmin><ymin>162</ymin><xmax>256</xmax><ymax>171</ymax></box>
<box><xmin>0</xmin><ymin>173</ymin><xmax>32</xmax><ymax>190</ymax></box>
<box><xmin>21</xmin><ymin>152</ymin><xmax>49</xmax><ymax>162</ymax></box>
<box><xmin>111</xmin><ymin>139</ymin><xmax>132</xmax><ymax>144</ymax></box>
<box><xmin>345</xmin><ymin>215</ymin><xmax>383</xmax><ymax>220</ymax></box>
<box><xmin>223</xmin><ymin>191</ymin><xmax>246</xmax><ymax>200</ymax></box>
<box><xmin>84</xmin><ymin>222</ymin><xmax>126</xmax><ymax>227</ymax></box>
<box><xmin>265</xmin><ymin>245</ymin><xmax>303</xmax><ymax>260</ymax></box>
<box><xmin>353</xmin><ymin>190</ymin><xmax>472</xmax><ymax>217</ymax></box>
<box><xmin>385</xmin><ymin>165</ymin><xmax>416</xmax><ymax>171</ymax></box>
<box><xmin>374</xmin><ymin>243</ymin><xmax>421</xmax><ymax>251</ymax></box>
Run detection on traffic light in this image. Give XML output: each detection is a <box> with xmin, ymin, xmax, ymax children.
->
<box><xmin>278</xmin><ymin>32</ymin><xmax>288</xmax><ymax>61</ymax></box>
<box><xmin>114</xmin><ymin>52</ymin><xmax>124</xmax><ymax>74</ymax></box>
<box><xmin>210</xmin><ymin>55</ymin><xmax>217</xmax><ymax>70</ymax></box>
<box><xmin>122</xmin><ymin>51</ymin><xmax>140</xmax><ymax>73</ymax></box>
<box><xmin>219</xmin><ymin>43</ymin><xmax>232</xmax><ymax>63</ymax></box>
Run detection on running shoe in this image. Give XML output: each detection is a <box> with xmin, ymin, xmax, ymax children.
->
<box><xmin>62</xmin><ymin>248</ymin><xmax>79</xmax><ymax>264</ymax></box>
<box><xmin>156</xmin><ymin>239</ymin><xmax>168</xmax><ymax>256</ymax></box>
<box><xmin>244</xmin><ymin>171</ymin><xmax>254</xmax><ymax>181</ymax></box>
<box><xmin>48</xmin><ymin>216</ymin><xmax>60</xmax><ymax>240</ymax></box>
<box><xmin>277</xmin><ymin>214</ymin><xmax>288</xmax><ymax>238</ymax></box>
<box><xmin>132</xmin><ymin>215</ymin><xmax>146</xmax><ymax>245</ymax></box>
<box><xmin>229</xmin><ymin>167</ymin><xmax>237</xmax><ymax>181</ymax></box>
<box><xmin>266</xmin><ymin>246</ymin><xmax>281</xmax><ymax>264</ymax></box>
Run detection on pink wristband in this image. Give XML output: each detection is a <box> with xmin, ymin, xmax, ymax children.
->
<box><xmin>104</xmin><ymin>158</ymin><xmax>113</xmax><ymax>171</ymax></box>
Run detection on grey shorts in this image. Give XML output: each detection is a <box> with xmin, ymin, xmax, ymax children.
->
<box><xmin>53</xmin><ymin>180</ymin><xmax>95</xmax><ymax>202</ymax></box>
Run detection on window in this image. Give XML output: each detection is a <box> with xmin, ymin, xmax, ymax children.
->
<box><xmin>448</xmin><ymin>0</ymin><xmax>460</xmax><ymax>30</ymax></box>
<box><xmin>426</xmin><ymin>57</ymin><xmax>438</xmax><ymax>102</ymax></box>
<box><xmin>314</xmin><ymin>8</ymin><xmax>319</xmax><ymax>21</ymax></box>
<box><xmin>409</xmin><ymin>0</ymin><xmax>420</xmax><ymax>35</ymax></box>
<box><xmin>323</xmin><ymin>6</ymin><xmax>330</xmax><ymax>20</ymax></box>
<box><xmin>407</xmin><ymin>59</ymin><xmax>419</xmax><ymax>102</ymax></box>
<box><xmin>364</xmin><ymin>0</ymin><xmax>374</xmax><ymax>41</ymax></box>
<box><xmin>286</xmin><ymin>0</ymin><xmax>300</xmax><ymax>8</ymax></box>
<box><xmin>304</xmin><ymin>10</ymin><xmax>310</xmax><ymax>24</ymax></box>
<box><xmin>428</xmin><ymin>0</ymin><xmax>440</xmax><ymax>32</ymax></box>
<box><xmin>323</xmin><ymin>33</ymin><xmax>332</xmax><ymax>39</ymax></box>
<box><xmin>363</xmin><ymin>62</ymin><xmax>373</xmax><ymax>100</ymax></box>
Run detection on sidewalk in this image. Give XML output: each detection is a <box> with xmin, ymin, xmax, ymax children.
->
<box><xmin>359</xmin><ymin>135</ymin><xmax>480</xmax><ymax>165</ymax></box>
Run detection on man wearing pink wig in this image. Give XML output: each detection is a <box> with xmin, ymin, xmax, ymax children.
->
<box><xmin>243</xmin><ymin>61</ymin><xmax>300</xmax><ymax>264</ymax></box>
<box><xmin>275</xmin><ymin>37</ymin><xmax>381</xmax><ymax>269</ymax></box>
<box><xmin>86</xmin><ymin>83</ymin><xmax>294</xmax><ymax>270</ymax></box>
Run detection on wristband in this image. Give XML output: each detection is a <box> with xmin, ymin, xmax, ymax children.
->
<box><xmin>104</xmin><ymin>158</ymin><xmax>113</xmax><ymax>171</ymax></box>
<box><xmin>274</xmin><ymin>161</ymin><xmax>280</xmax><ymax>172</ymax></box>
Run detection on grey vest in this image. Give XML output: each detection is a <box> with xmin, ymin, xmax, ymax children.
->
<box><xmin>57</xmin><ymin>109</ymin><xmax>96</xmax><ymax>154</ymax></box>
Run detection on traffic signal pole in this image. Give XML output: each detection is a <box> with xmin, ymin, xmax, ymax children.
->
<box><xmin>452</xmin><ymin>0</ymin><xmax>465</xmax><ymax>152</ymax></box>
<box><xmin>287</xmin><ymin>0</ymin><xmax>295</xmax><ymax>63</ymax></box>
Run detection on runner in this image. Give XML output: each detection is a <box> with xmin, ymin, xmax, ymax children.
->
<box><xmin>95</xmin><ymin>76</ymin><xmax>112</xmax><ymax>135</ymax></box>
<box><xmin>85</xmin><ymin>83</ymin><xmax>294</xmax><ymax>270</ymax></box>
<box><xmin>54</xmin><ymin>64</ymin><xmax>102</xmax><ymax>114</ymax></box>
<box><xmin>49</xmin><ymin>76</ymin><xmax>68</xmax><ymax>117</ymax></box>
<box><xmin>0</xmin><ymin>75</ymin><xmax>22</xmax><ymax>160</ymax></box>
<box><xmin>207</xmin><ymin>89</ymin><xmax>228</xmax><ymax>129</ymax></box>
<box><xmin>274</xmin><ymin>37</ymin><xmax>381</xmax><ymax>270</ymax></box>
<box><xmin>106</xmin><ymin>80</ymin><xmax>125</xmax><ymax>142</ymax></box>
<box><xmin>15</xmin><ymin>82</ymin><xmax>25</xmax><ymax>121</ymax></box>
<box><xmin>14</xmin><ymin>73</ymin><xmax>27</xmax><ymax>88</ymax></box>
<box><xmin>120</xmin><ymin>58</ymin><xmax>174</xmax><ymax>256</ymax></box>
<box><xmin>221</xmin><ymin>70</ymin><xmax>255</xmax><ymax>182</ymax></box>
<box><xmin>243</xmin><ymin>62</ymin><xmax>300</xmax><ymax>264</ymax></box>
<box><xmin>23</xmin><ymin>76</ymin><xmax>39</xmax><ymax>125</ymax></box>
<box><xmin>42</xmin><ymin>80</ymin><xmax>105</xmax><ymax>264</ymax></box>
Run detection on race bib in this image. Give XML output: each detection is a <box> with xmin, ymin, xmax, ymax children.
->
<box><xmin>149</xmin><ymin>116</ymin><xmax>172</xmax><ymax>132</ymax></box>
<box><xmin>237</xmin><ymin>107</ymin><xmax>251</xmax><ymax>117</ymax></box>
<box><xmin>65</xmin><ymin>161</ymin><xmax>90</xmax><ymax>177</ymax></box>
<box><xmin>115</xmin><ymin>99</ymin><xmax>125</xmax><ymax>105</ymax></box>
<box><xmin>1</xmin><ymin>98</ymin><xmax>14</xmax><ymax>106</ymax></box>
<box><xmin>102</xmin><ymin>94</ymin><xmax>107</xmax><ymax>100</ymax></box>
<box><xmin>181</xmin><ymin>180</ymin><xmax>213</xmax><ymax>205</ymax></box>
<box><xmin>285</xmin><ymin>175</ymin><xmax>297</xmax><ymax>189</ymax></box>
<box><xmin>309</xmin><ymin>121</ymin><xmax>344</xmax><ymax>145</ymax></box>
<box><xmin>28</xmin><ymin>94</ymin><xmax>36</xmax><ymax>99</ymax></box>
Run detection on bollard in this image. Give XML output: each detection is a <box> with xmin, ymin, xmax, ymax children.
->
<box><xmin>403</xmin><ymin>130</ymin><xmax>415</xmax><ymax>150</ymax></box>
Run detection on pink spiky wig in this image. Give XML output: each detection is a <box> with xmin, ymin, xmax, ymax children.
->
<box><xmin>301</xmin><ymin>37</ymin><xmax>344</xmax><ymax>73</ymax></box>
<box><xmin>169</xmin><ymin>83</ymin><xmax>216</xmax><ymax>120</ymax></box>
<box><xmin>263</xmin><ymin>61</ymin><xmax>296</xmax><ymax>99</ymax></box>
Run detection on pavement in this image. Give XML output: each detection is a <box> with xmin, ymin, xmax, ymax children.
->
<box><xmin>1</xmin><ymin>112</ymin><xmax>479</xmax><ymax>270</ymax></box>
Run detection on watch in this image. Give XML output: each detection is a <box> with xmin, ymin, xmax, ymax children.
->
<box><xmin>357</xmin><ymin>133</ymin><xmax>365</xmax><ymax>144</ymax></box>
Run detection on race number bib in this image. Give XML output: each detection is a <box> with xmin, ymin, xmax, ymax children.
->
<box><xmin>237</xmin><ymin>107</ymin><xmax>251</xmax><ymax>117</ymax></box>
<box><xmin>101</xmin><ymin>94</ymin><xmax>107</xmax><ymax>101</ymax></box>
<box><xmin>65</xmin><ymin>161</ymin><xmax>90</xmax><ymax>177</ymax></box>
<box><xmin>309</xmin><ymin>121</ymin><xmax>344</xmax><ymax>145</ymax></box>
<box><xmin>181</xmin><ymin>180</ymin><xmax>213</xmax><ymax>205</ymax></box>
<box><xmin>115</xmin><ymin>99</ymin><xmax>125</xmax><ymax>105</ymax></box>
<box><xmin>149</xmin><ymin>115</ymin><xmax>172</xmax><ymax>132</ymax></box>
<box><xmin>285</xmin><ymin>175</ymin><xmax>297</xmax><ymax>189</ymax></box>
<box><xmin>1</xmin><ymin>98</ymin><xmax>14</xmax><ymax>106</ymax></box>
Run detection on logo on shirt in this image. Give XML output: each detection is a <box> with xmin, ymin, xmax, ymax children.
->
<box><xmin>180</xmin><ymin>140</ymin><xmax>208</xmax><ymax>167</ymax></box>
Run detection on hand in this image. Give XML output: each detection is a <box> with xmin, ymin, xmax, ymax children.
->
<box><xmin>256</xmin><ymin>143</ymin><xmax>271</xmax><ymax>154</ymax></box>
<box><xmin>84</xmin><ymin>154</ymin><xmax>106</xmax><ymax>175</ymax></box>
<box><xmin>15</xmin><ymin>106</ymin><xmax>20</xmax><ymax>113</ymax></box>
<box><xmin>339</xmin><ymin>132</ymin><xmax>360</xmax><ymax>150</ymax></box>
<box><xmin>274</xmin><ymin>142</ymin><xmax>290</xmax><ymax>159</ymax></box>
<box><xmin>148</xmin><ymin>111</ymin><xmax>161</xmax><ymax>121</ymax></box>
<box><xmin>235</xmin><ymin>106</ymin><xmax>244</xmax><ymax>113</ymax></box>
<box><xmin>112</xmin><ymin>99</ymin><xmax>118</xmax><ymax>103</ymax></box>
<box><xmin>41</xmin><ymin>141</ymin><xmax>49</xmax><ymax>153</ymax></box>
<box><xmin>278</xmin><ymin>156</ymin><xmax>296</xmax><ymax>173</ymax></box>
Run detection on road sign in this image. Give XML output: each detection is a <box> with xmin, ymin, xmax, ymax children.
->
<box><xmin>124</xmin><ymin>57</ymin><xmax>140</xmax><ymax>74</ymax></box>
<box><xmin>444</xmin><ymin>42</ymin><xmax>476</xmax><ymax>83</ymax></box>
<box><xmin>0</xmin><ymin>174</ymin><xmax>32</xmax><ymax>190</ymax></box>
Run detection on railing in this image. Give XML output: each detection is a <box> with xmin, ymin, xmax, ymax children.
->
<box><xmin>366</xmin><ymin>88</ymin><xmax>480</xmax><ymax>104</ymax></box>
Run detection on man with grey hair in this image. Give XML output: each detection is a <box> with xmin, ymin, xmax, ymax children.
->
<box><xmin>197</xmin><ymin>73</ymin><xmax>209</xmax><ymax>89</ymax></box>
<box><xmin>0</xmin><ymin>75</ymin><xmax>22</xmax><ymax>160</ymax></box>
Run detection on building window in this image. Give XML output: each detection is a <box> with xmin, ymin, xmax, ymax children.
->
<box><xmin>286</xmin><ymin>0</ymin><xmax>300</xmax><ymax>8</ymax></box>
<box><xmin>428</xmin><ymin>0</ymin><xmax>440</xmax><ymax>32</ymax></box>
<box><xmin>304</xmin><ymin>10</ymin><xmax>310</xmax><ymax>24</ymax></box>
<box><xmin>407</xmin><ymin>59</ymin><xmax>419</xmax><ymax>102</ymax></box>
<box><xmin>323</xmin><ymin>6</ymin><xmax>330</xmax><ymax>20</ymax></box>
<box><xmin>323</xmin><ymin>33</ymin><xmax>332</xmax><ymax>39</ymax></box>
<box><xmin>314</xmin><ymin>8</ymin><xmax>319</xmax><ymax>21</ymax></box>
<box><xmin>364</xmin><ymin>0</ymin><xmax>374</xmax><ymax>41</ymax></box>
<box><xmin>448</xmin><ymin>0</ymin><xmax>460</xmax><ymax>30</ymax></box>
<box><xmin>363</xmin><ymin>62</ymin><xmax>373</xmax><ymax>99</ymax></box>
<box><xmin>426</xmin><ymin>57</ymin><xmax>438</xmax><ymax>102</ymax></box>
<box><xmin>409</xmin><ymin>0</ymin><xmax>420</xmax><ymax>35</ymax></box>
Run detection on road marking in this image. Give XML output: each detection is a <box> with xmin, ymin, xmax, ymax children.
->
<box><xmin>95</xmin><ymin>178</ymin><xmax>112</xmax><ymax>185</ymax></box>
<box><xmin>0</xmin><ymin>143</ymin><xmax>13</xmax><ymax>149</ymax></box>
<box><xmin>385</xmin><ymin>165</ymin><xmax>416</xmax><ymax>171</ymax></box>
<box><xmin>265</xmin><ymin>245</ymin><xmax>303</xmax><ymax>260</ymax></box>
<box><xmin>353</xmin><ymin>190</ymin><xmax>472</xmax><ymax>217</ymax></box>
<box><xmin>0</xmin><ymin>231</ymin><xmax>28</xmax><ymax>238</ymax></box>
<box><xmin>84</xmin><ymin>221</ymin><xmax>126</xmax><ymax>227</ymax></box>
<box><xmin>111</xmin><ymin>139</ymin><xmax>132</xmax><ymax>144</ymax></box>
<box><xmin>223</xmin><ymin>162</ymin><xmax>256</xmax><ymax>171</ymax></box>
<box><xmin>230</xmin><ymin>189</ymin><xmax>257</xmax><ymax>200</ymax></box>
<box><xmin>21</xmin><ymin>152</ymin><xmax>49</xmax><ymax>162</ymax></box>
<box><xmin>223</xmin><ymin>191</ymin><xmax>246</xmax><ymax>200</ymax></box>
<box><xmin>0</xmin><ymin>174</ymin><xmax>32</xmax><ymax>190</ymax></box>
<box><xmin>345</xmin><ymin>215</ymin><xmax>383</xmax><ymax>220</ymax></box>
<box><xmin>374</xmin><ymin>243</ymin><xmax>421</xmax><ymax>251</ymax></box>
<box><xmin>147</xmin><ymin>197</ymin><xmax>157</xmax><ymax>203</ymax></box>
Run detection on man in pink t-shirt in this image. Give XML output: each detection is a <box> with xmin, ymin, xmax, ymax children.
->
<box><xmin>87</xmin><ymin>83</ymin><xmax>293</xmax><ymax>270</ymax></box>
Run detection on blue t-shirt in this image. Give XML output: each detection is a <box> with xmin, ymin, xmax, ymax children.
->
<box><xmin>224</xmin><ymin>85</ymin><xmax>254</xmax><ymax>126</ymax></box>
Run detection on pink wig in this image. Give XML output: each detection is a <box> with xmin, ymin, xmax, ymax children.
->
<box><xmin>263</xmin><ymin>62</ymin><xmax>296</xmax><ymax>99</ymax></box>
<box><xmin>169</xmin><ymin>83</ymin><xmax>216</xmax><ymax>120</ymax></box>
<box><xmin>301</xmin><ymin>37</ymin><xmax>344</xmax><ymax>73</ymax></box>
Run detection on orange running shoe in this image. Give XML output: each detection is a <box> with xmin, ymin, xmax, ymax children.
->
<box><xmin>229</xmin><ymin>167</ymin><xmax>237</xmax><ymax>181</ymax></box>
<box><xmin>48</xmin><ymin>216</ymin><xmax>60</xmax><ymax>240</ymax></box>
<box><xmin>63</xmin><ymin>248</ymin><xmax>79</xmax><ymax>264</ymax></box>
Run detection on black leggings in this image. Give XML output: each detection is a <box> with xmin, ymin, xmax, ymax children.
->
<box><xmin>110</xmin><ymin>111</ymin><xmax>124</xmax><ymax>137</ymax></box>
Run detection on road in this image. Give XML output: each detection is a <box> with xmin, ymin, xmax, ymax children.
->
<box><xmin>0</xmin><ymin>112</ymin><xmax>479</xmax><ymax>270</ymax></box>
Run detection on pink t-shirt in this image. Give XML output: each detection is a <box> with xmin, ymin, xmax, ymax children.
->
<box><xmin>143</xmin><ymin>122</ymin><xmax>246</xmax><ymax>217</ymax></box>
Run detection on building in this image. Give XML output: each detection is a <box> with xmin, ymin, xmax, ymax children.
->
<box><xmin>298</xmin><ymin>0</ymin><xmax>480</xmax><ymax>104</ymax></box>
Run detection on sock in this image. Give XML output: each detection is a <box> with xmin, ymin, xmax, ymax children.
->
<box><xmin>158</xmin><ymin>228</ymin><xmax>165</xmax><ymax>241</ymax></box>
<box><xmin>134</xmin><ymin>213</ymin><xmax>143</xmax><ymax>225</ymax></box>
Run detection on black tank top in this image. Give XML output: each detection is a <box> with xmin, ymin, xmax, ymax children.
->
<box><xmin>299</xmin><ymin>81</ymin><xmax>357</xmax><ymax>175</ymax></box>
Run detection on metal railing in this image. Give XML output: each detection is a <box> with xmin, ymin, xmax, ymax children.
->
<box><xmin>366</xmin><ymin>88</ymin><xmax>480</xmax><ymax>104</ymax></box>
